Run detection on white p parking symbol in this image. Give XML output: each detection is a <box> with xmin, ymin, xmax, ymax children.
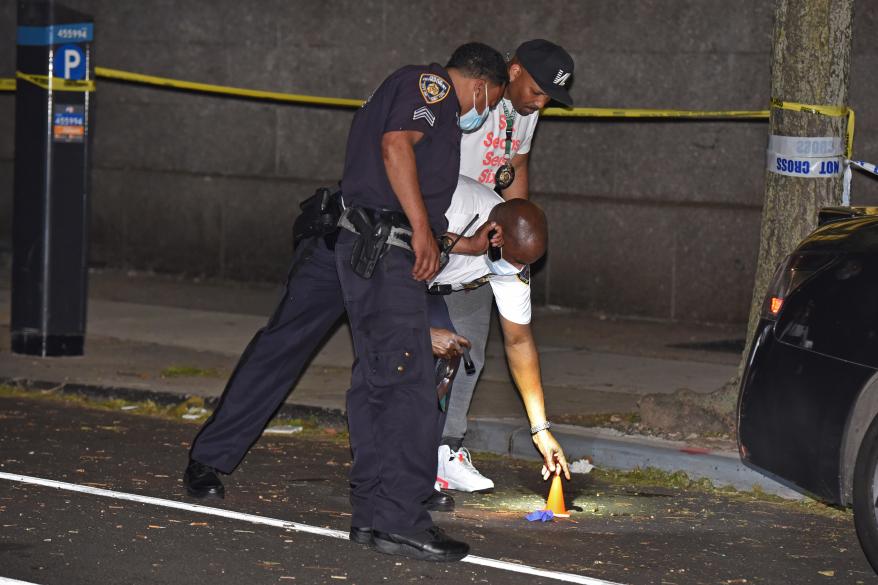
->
<box><xmin>64</xmin><ymin>49</ymin><xmax>80</xmax><ymax>78</ymax></box>
<box><xmin>57</xmin><ymin>44</ymin><xmax>86</xmax><ymax>80</ymax></box>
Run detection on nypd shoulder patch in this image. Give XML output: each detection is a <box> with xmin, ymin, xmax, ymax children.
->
<box><xmin>419</xmin><ymin>73</ymin><xmax>449</xmax><ymax>104</ymax></box>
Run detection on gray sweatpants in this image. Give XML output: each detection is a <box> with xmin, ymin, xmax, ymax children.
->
<box><xmin>441</xmin><ymin>283</ymin><xmax>494</xmax><ymax>442</ymax></box>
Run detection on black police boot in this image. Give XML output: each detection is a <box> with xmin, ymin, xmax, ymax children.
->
<box><xmin>424</xmin><ymin>489</ymin><xmax>455</xmax><ymax>512</ymax></box>
<box><xmin>349</xmin><ymin>526</ymin><xmax>374</xmax><ymax>546</ymax></box>
<box><xmin>183</xmin><ymin>459</ymin><xmax>224</xmax><ymax>499</ymax></box>
<box><xmin>373</xmin><ymin>526</ymin><xmax>469</xmax><ymax>562</ymax></box>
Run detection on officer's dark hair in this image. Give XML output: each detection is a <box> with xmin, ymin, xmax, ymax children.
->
<box><xmin>446</xmin><ymin>43</ymin><xmax>509</xmax><ymax>86</ymax></box>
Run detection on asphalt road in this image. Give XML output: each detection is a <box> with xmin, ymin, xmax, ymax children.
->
<box><xmin>0</xmin><ymin>394</ymin><xmax>876</xmax><ymax>585</ymax></box>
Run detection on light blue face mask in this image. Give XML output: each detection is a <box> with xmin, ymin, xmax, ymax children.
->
<box><xmin>484</xmin><ymin>254</ymin><xmax>522</xmax><ymax>276</ymax></box>
<box><xmin>458</xmin><ymin>84</ymin><xmax>490</xmax><ymax>133</ymax></box>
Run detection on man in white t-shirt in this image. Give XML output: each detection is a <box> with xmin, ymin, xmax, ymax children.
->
<box><xmin>440</xmin><ymin>40</ymin><xmax>575</xmax><ymax>492</ymax></box>
<box><xmin>459</xmin><ymin>39</ymin><xmax>573</xmax><ymax>197</ymax></box>
<box><xmin>431</xmin><ymin>176</ymin><xmax>570</xmax><ymax>498</ymax></box>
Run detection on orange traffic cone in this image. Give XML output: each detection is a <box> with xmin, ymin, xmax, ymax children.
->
<box><xmin>544</xmin><ymin>474</ymin><xmax>569</xmax><ymax>517</ymax></box>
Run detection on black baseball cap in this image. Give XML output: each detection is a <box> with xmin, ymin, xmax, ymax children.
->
<box><xmin>515</xmin><ymin>39</ymin><xmax>575</xmax><ymax>106</ymax></box>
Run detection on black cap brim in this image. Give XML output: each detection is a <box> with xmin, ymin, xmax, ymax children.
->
<box><xmin>540</xmin><ymin>83</ymin><xmax>572</xmax><ymax>107</ymax></box>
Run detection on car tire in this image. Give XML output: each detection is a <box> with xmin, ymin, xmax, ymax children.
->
<box><xmin>853</xmin><ymin>414</ymin><xmax>878</xmax><ymax>573</ymax></box>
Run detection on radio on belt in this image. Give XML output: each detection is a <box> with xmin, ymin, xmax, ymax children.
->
<box><xmin>11</xmin><ymin>1</ymin><xmax>95</xmax><ymax>357</ymax></box>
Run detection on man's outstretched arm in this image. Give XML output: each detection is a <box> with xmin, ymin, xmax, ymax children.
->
<box><xmin>499</xmin><ymin>315</ymin><xmax>571</xmax><ymax>479</ymax></box>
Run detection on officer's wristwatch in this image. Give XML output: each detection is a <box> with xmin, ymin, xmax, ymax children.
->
<box><xmin>438</xmin><ymin>234</ymin><xmax>454</xmax><ymax>252</ymax></box>
<box><xmin>530</xmin><ymin>420</ymin><xmax>552</xmax><ymax>435</ymax></box>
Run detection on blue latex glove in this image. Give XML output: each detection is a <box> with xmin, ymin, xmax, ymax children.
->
<box><xmin>525</xmin><ymin>509</ymin><xmax>554</xmax><ymax>522</ymax></box>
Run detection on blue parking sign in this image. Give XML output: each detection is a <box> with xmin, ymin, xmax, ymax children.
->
<box><xmin>57</xmin><ymin>44</ymin><xmax>85</xmax><ymax>80</ymax></box>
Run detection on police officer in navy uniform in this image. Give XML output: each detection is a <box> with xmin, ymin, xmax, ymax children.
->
<box><xmin>183</xmin><ymin>43</ymin><xmax>508</xmax><ymax>562</ymax></box>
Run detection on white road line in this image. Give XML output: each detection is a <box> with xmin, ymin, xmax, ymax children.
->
<box><xmin>0</xmin><ymin>471</ymin><xmax>626</xmax><ymax>585</ymax></box>
<box><xmin>0</xmin><ymin>578</ymin><xmax>44</xmax><ymax>585</ymax></box>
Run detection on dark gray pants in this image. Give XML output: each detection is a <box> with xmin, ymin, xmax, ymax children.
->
<box><xmin>441</xmin><ymin>283</ymin><xmax>493</xmax><ymax>442</ymax></box>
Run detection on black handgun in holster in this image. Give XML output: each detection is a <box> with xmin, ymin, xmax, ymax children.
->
<box><xmin>349</xmin><ymin>207</ymin><xmax>391</xmax><ymax>279</ymax></box>
<box><xmin>292</xmin><ymin>187</ymin><xmax>343</xmax><ymax>249</ymax></box>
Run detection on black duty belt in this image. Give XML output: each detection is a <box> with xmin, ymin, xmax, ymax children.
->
<box><xmin>356</xmin><ymin>207</ymin><xmax>411</xmax><ymax>229</ymax></box>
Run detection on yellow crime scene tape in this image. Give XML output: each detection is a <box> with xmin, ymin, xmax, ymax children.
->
<box><xmin>15</xmin><ymin>70</ymin><xmax>95</xmax><ymax>92</ymax></box>
<box><xmin>0</xmin><ymin>67</ymin><xmax>771</xmax><ymax>119</ymax></box>
<box><xmin>771</xmin><ymin>98</ymin><xmax>855</xmax><ymax>158</ymax></box>
<box><xmin>0</xmin><ymin>68</ymin><xmax>856</xmax><ymax>156</ymax></box>
<box><xmin>541</xmin><ymin>106</ymin><xmax>768</xmax><ymax>119</ymax></box>
<box><xmin>93</xmin><ymin>67</ymin><xmax>364</xmax><ymax>107</ymax></box>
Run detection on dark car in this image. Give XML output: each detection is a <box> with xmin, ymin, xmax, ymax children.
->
<box><xmin>738</xmin><ymin>206</ymin><xmax>878</xmax><ymax>572</ymax></box>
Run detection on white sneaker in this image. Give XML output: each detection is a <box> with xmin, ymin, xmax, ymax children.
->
<box><xmin>436</xmin><ymin>445</ymin><xmax>494</xmax><ymax>493</ymax></box>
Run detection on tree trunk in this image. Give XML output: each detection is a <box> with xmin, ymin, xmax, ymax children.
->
<box><xmin>639</xmin><ymin>0</ymin><xmax>853</xmax><ymax>435</ymax></box>
<box><xmin>741</xmin><ymin>0</ymin><xmax>853</xmax><ymax>370</ymax></box>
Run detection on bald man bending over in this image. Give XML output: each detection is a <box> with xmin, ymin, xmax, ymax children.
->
<box><xmin>428</xmin><ymin>175</ymin><xmax>569</xmax><ymax>503</ymax></box>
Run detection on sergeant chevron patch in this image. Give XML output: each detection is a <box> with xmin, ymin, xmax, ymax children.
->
<box><xmin>412</xmin><ymin>106</ymin><xmax>436</xmax><ymax>127</ymax></box>
<box><xmin>419</xmin><ymin>73</ymin><xmax>449</xmax><ymax>104</ymax></box>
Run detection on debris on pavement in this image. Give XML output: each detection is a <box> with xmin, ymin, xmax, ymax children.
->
<box><xmin>571</xmin><ymin>458</ymin><xmax>595</xmax><ymax>474</ymax></box>
<box><xmin>264</xmin><ymin>425</ymin><xmax>304</xmax><ymax>435</ymax></box>
<box><xmin>180</xmin><ymin>407</ymin><xmax>210</xmax><ymax>420</ymax></box>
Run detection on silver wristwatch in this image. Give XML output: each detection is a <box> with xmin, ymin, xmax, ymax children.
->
<box><xmin>530</xmin><ymin>420</ymin><xmax>552</xmax><ymax>435</ymax></box>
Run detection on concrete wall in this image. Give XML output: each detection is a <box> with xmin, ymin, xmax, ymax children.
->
<box><xmin>2</xmin><ymin>1</ymin><xmax>878</xmax><ymax>323</ymax></box>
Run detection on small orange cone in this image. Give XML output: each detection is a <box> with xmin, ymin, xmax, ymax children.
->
<box><xmin>544</xmin><ymin>474</ymin><xmax>570</xmax><ymax>517</ymax></box>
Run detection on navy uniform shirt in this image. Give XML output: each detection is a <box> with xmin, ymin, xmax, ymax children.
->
<box><xmin>341</xmin><ymin>63</ymin><xmax>461</xmax><ymax>235</ymax></box>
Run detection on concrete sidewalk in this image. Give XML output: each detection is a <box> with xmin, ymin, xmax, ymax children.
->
<box><xmin>0</xmin><ymin>268</ymin><xmax>802</xmax><ymax>499</ymax></box>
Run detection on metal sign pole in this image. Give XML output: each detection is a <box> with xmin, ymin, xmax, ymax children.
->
<box><xmin>11</xmin><ymin>0</ymin><xmax>94</xmax><ymax>357</ymax></box>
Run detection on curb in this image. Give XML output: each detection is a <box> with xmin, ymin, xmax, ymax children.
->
<box><xmin>465</xmin><ymin>417</ymin><xmax>805</xmax><ymax>500</ymax></box>
<box><xmin>0</xmin><ymin>376</ymin><xmax>347</xmax><ymax>428</ymax></box>
<box><xmin>1</xmin><ymin>377</ymin><xmax>803</xmax><ymax>500</ymax></box>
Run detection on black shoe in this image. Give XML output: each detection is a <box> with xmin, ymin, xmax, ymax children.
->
<box><xmin>183</xmin><ymin>460</ymin><xmax>224</xmax><ymax>499</ymax></box>
<box><xmin>424</xmin><ymin>489</ymin><xmax>455</xmax><ymax>512</ymax></box>
<box><xmin>349</xmin><ymin>526</ymin><xmax>373</xmax><ymax>546</ymax></box>
<box><xmin>372</xmin><ymin>526</ymin><xmax>469</xmax><ymax>562</ymax></box>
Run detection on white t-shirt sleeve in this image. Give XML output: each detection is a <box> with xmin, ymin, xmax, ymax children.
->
<box><xmin>489</xmin><ymin>275</ymin><xmax>532</xmax><ymax>325</ymax></box>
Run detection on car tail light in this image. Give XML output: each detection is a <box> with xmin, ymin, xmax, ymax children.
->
<box><xmin>761</xmin><ymin>252</ymin><xmax>835</xmax><ymax>320</ymax></box>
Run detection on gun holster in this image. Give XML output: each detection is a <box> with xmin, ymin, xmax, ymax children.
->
<box><xmin>348</xmin><ymin>207</ymin><xmax>392</xmax><ymax>279</ymax></box>
<box><xmin>292</xmin><ymin>187</ymin><xmax>343</xmax><ymax>249</ymax></box>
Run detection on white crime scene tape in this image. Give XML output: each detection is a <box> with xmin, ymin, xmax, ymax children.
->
<box><xmin>850</xmin><ymin>160</ymin><xmax>878</xmax><ymax>177</ymax></box>
<box><xmin>766</xmin><ymin>135</ymin><xmax>868</xmax><ymax>205</ymax></box>
<box><xmin>767</xmin><ymin>135</ymin><xmax>845</xmax><ymax>179</ymax></box>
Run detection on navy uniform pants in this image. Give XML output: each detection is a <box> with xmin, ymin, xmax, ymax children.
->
<box><xmin>190</xmin><ymin>230</ymin><xmax>438</xmax><ymax>535</ymax></box>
